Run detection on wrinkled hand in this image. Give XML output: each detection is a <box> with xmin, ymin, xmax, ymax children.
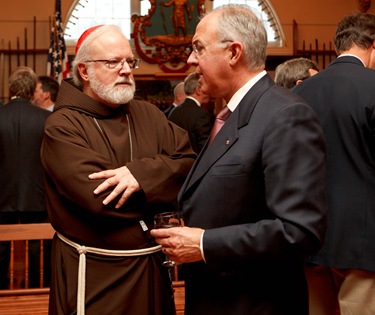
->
<box><xmin>150</xmin><ymin>226</ymin><xmax>204</xmax><ymax>263</ymax></box>
<box><xmin>88</xmin><ymin>166</ymin><xmax>141</xmax><ymax>208</ymax></box>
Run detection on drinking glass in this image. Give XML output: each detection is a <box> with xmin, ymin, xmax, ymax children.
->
<box><xmin>154</xmin><ymin>211</ymin><xmax>181</xmax><ymax>267</ymax></box>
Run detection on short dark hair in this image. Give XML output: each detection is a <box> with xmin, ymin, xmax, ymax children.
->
<box><xmin>38</xmin><ymin>76</ymin><xmax>60</xmax><ymax>102</ymax></box>
<box><xmin>334</xmin><ymin>12</ymin><xmax>375</xmax><ymax>54</ymax></box>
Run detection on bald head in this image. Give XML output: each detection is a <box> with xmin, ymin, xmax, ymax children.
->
<box><xmin>173</xmin><ymin>82</ymin><xmax>186</xmax><ymax>105</ymax></box>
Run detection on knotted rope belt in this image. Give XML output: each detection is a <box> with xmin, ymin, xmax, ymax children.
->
<box><xmin>57</xmin><ymin>232</ymin><xmax>162</xmax><ymax>315</ymax></box>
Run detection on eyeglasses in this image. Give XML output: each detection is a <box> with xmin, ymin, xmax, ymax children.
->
<box><xmin>85</xmin><ymin>58</ymin><xmax>141</xmax><ymax>69</ymax></box>
<box><xmin>192</xmin><ymin>40</ymin><xmax>233</xmax><ymax>57</ymax></box>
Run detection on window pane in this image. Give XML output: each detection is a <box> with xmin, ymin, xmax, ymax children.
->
<box><xmin>140</xmin><ymin>1</ymin><xmax>151</xmax><ymax>16</ymax></box>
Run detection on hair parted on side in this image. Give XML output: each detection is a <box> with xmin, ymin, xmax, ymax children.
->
<box><xmin>334</xmin><ymin>12</ymin><xmax>375</xmax><ymax>54</ymax></box>
<box><xmin>38</xmin><ymin>76</ymin><xmax>60</xmax><ymax>102</ymax></box>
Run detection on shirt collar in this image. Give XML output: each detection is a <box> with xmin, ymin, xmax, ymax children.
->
<box><xmin>338</xmin><ymin>54</ymin><xmax>366</xmax><ymax>66</ymax></box>
<box><xmin>226</xmin><ymin>70</ymin><xmax>267</xmax><ymax>112</ymax></box>
<box><xmin>186</xmin><ymin>96</ymin><xmax>201</xmax><ymax>107</ymax></box>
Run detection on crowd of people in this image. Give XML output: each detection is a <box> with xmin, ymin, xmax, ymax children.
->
<box><xmin>0</xmin><ymin>5</ymin><xmax>374</xmax><ymax>315</ymax></box>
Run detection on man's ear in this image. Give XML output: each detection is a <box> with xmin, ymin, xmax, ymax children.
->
<box><xmin>45</xmin><ymin>91</ymin><xmax>51</xmax><ymax>101</ymax></box>
<box><xmin>229</xmin><ymin>41</ymin><xmax>243</xmax><ymax>65</ymax></box>
<box><xmin>195</xmin><ymin>85</ymin><xmax>203</xmax><ymax>96</ymax></box>
<box><xmin>296</xmin><ymin>79</ymin><xmax>303</xmax><ymax>86</ymax></box>
<box><xmin>78</xmin><ymin>63</ymin><xmax>89</xmax><ymax>82</ymax></box>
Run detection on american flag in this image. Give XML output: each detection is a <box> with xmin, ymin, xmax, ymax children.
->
<box><xmin>47</xmin><ymin>0</ymin><xmax>70</xmax><ymax>83</ymax></box>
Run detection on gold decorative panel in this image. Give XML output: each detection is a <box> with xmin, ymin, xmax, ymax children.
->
<box><xmin>131</xmin><ymin>0</ymin><xmax>206</xmax><ymax>72</ymax></box>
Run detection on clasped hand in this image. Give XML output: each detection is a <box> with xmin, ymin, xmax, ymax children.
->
<box><xmin>89</xmin><ymin>166</ymin><xmax>141</xmax><ymax>208</ymax></box>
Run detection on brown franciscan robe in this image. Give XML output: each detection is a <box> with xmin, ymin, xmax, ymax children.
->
<box><xmin>41</xmin><ymin>79</ymin><xmax>196</xmax><ymax>315</ymax></box>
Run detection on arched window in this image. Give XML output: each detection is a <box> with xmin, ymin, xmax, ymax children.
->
<box><xmin>212</xmin><ymin>0</ymin><xmax>282</xmax><ymax>46</ymax></box>
<box><xmin>65</xmin><ymin>0</ymin><xmax>283</xmax><ymax>47</ymax></box>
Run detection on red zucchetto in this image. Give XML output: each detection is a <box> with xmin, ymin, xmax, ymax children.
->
<box><xmin>75</xmin><ymin>25</ymin><xmax>104</xmax><ymax>54</ymax></box>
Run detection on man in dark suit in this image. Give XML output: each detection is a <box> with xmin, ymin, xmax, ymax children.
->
<box><xmin>168</xmin><ymin>72</ymin><xmax>213</xmax><ymax>154</ymax></box>
<box><xmin>0</xmin><ymin>66</ymin><xmax>51</xmax><ymax>288</ymax></box>
<box><xmin>151</xmin><ymin>5</ymin><xmax>327</xmax><ymax>315</ymax></box>
<box><xmin>163</xmin><ymin>82</ymin><xmax>186</xmax><ymax>118</ymax></box>
<box><xmin>293</xmin><ymin>12</ymin><xmax>375</xmax><ymax>315</ymax></box>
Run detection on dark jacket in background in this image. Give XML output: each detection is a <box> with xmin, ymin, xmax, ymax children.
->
<box><xmin>293</xmin><ymin>56</ymin><xmax>375</xmax><ymax>272</ymax></box>
<box><xmin>0</xmin><ymin>98</ymin><xmax>50</xmax><ymax>212</ymax></box>
<box><xmin>169</xmin><ymin>97</ymin><xmax>212</xmax><ymax>154</ymax></box>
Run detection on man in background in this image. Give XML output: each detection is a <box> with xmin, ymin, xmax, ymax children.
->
<box><xmin>0</xmin><ymin>66</ymin><xmax>51</xmax><ymax>288</ymax></box>
<box><xmin>33</xmin><ymin>75</ymin><xmax>59</xmax><ymax>112</ymax></box>
<box><xmin>164</xmin><ymin>82</ymin><xmax>186</xmax><ymax>117</ymax></box>
<box><xmin>293</xmin><ymin>12</ymin><xmax>375</xmax><ymax>315</ymax></box>
<box><xmin>274</xmin><ymin>57</ymin><xmax>319</xmax><ymax>89</ymax></box>
<box><xmin>168</xmin><ymin>72</ymin><xmax>212</xmax><ymax>154</ymax></box>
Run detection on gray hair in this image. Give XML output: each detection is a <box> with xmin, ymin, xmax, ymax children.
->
<box><xmin>213</xmin><ymin>5</ymin><xmax>267</xmax><ymax>71</ymax></box>
<box><xmin>184</xmin><ymin>72</ymin><xmax>200</xmax><ymax>95</ymax></box>
<box><xmin>71</xmin><ymin>25</ymin><xmax>123</xmax><ymax>87</ymax></box>
<box><xmin>173</xmin><ymin>82</ymin><xmax>185</xmax><ymax>97</ymax></box>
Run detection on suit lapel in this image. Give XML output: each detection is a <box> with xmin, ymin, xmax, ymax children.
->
<box><xmin>179</xmin><ymin>74</ymin><xmax>275</xmax><ymax>198</ymax></box>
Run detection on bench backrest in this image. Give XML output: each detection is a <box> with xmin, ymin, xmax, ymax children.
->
<box><xmin>0</xmin><ymin>223</ymin><xmax>55</xmax><ymax>293</ymax></box>
<box><xmin>0</xmin><ymin>223</ymin><xmax>55</xmax><ymax>242</ymax></box>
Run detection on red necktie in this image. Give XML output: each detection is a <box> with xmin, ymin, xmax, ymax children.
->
<box><xmin>209</xmin><ymin>106</ymin><xmax>231</xmax><ymax>144</ymax></box>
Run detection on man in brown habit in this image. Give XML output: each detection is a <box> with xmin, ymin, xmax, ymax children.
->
<box><xmin>41</xmin><ymin>24</ymin><xmax>195</xmax><ymax>315</ymax></box>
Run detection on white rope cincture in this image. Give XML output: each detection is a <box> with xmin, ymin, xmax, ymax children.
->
<box><xmin>57</xmin><ymin>233</ymin><xmax>161</xmax><ymax>315</ymax></box>
<box><xmin>77</xmin><ymin>245</ymin><xmax>87</xmax><ymax>315</ymax></box>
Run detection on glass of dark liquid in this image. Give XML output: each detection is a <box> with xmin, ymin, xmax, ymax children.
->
<box><xmin>153</xmin><ymin>211</ymin><xmax>181</xmax><ymax>267</ymax></box>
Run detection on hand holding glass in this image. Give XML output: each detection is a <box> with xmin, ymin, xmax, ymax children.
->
<box><xmin>154</xmin><ymin>212</ymin><xmax>181</xmax><ymax>267</ymax></box>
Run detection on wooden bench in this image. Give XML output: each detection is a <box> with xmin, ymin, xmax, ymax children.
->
<box><xmin>0</xmin><ymin>223</ymin><xmax>54</xmax><ymax>315</ymax></box>
<box><xmin>0</xmin><ymin>223</ymin><xmax>185</xmax><ymax>314</ymax></box>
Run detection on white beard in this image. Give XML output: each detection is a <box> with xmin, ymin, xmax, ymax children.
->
<box><xmin>88</xmin><ymin>67</ymin><xmax>136</xmax><ymax>105</ymax></box>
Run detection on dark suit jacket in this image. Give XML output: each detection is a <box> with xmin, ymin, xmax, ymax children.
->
<box><xmin>163</xmin><ymin>103</ymin><xmax>176</xmax><ymax>118</ymax></box>
<box><xmin>0</xmin><ymin>98</ymin><xmax>50</xmax><ymax>212</ymax></box>
<box><xmin>168</xmin><ymin>97</ymin><xmax>212</xmax><ymax>154</ymax></box>
<box><xmin>293</xmin><ymin>56</ymin><xmax>375</xmax><ymax>272</ymax></box>
<box><xmin>179</xmin><ymin>74</ymin><xmax>327</xmax><ymax>315</ymax></box>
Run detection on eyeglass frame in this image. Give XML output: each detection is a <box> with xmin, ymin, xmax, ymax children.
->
<box><xmin>192</xmin><ymin>39</ymin><xmax>234</xmax><ymax>56</ymax></box>
<box><xmin>84</xmin><ymin>58</ymin><xmax>141</xmax><ymax>69</ymax></box>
